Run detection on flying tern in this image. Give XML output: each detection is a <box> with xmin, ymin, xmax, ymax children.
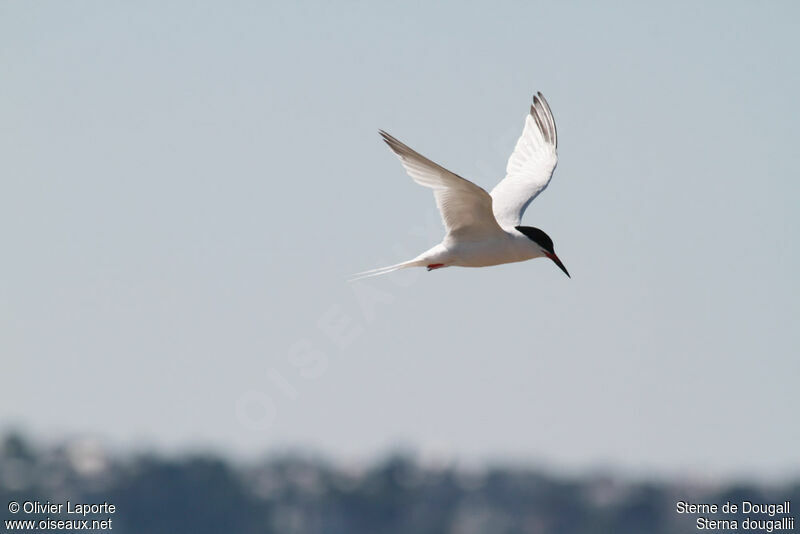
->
<box><xmin>353</xmin><ymin>92</ymin><xmax>569</xmax><ymax>280</ymax></box>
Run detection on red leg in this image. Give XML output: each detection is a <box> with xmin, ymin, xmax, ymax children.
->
<box><xmin>427</xmin><ymin>263</ymin><xmax>445</xmax><ymax>271</ymax></box>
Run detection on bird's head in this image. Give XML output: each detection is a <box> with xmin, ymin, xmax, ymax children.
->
<box><xmin>515</xmin><ymin>226</ymin><xmax>570</xmax><ymax>278</ymax></box>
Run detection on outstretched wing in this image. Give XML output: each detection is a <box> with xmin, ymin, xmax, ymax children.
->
<box><xmin>490</xmin><ymin>92</ymin><xmax>558</xmax><ymax>228</ymax></box>
<box><xmin>379</xmin><ymin>130</ymin><xmax>505</xmax><ymax>240</ymax></box>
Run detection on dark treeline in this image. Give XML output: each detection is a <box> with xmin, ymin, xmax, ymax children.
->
<box><xmin>1</xmin><ymin>434</ymin><xmax>797</xmax><ymax>533</ymax></box>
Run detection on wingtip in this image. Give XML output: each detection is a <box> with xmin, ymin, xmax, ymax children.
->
<box><xmin>377</xmin><ymin>130</ymin><xmax>394</xmax><ymax>149</ymax></box>
<box><xmin>378</xmin><ymin>129</ymin><xmax>395</xmax><ymax>144</ymax></box>
<box><xmin>532</xmin><ymin>91</ymin><xmax>550</xmax><ymax>110</ymax></box>
<box><xmin>529</xmin><ymin>91</ymin><xmax>556</xmax><ymax>148</ymax></box>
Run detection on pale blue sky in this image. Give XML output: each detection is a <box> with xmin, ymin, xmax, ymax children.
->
<box><xmin>1</xmin><ymin>1</ymin><xmax>798</xmax><ymax>480</ymax></box>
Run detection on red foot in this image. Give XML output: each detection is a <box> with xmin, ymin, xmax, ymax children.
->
<box><xmin>427</xmin><ymin>263</ymin><xmax>445</xmax><ymax>271</ymax></box>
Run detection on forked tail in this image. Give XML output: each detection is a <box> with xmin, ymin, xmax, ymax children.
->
<box><xmin>348</xmin><ymin>258</ymin><xmax>424</xmax><ymax>282</ymax></box>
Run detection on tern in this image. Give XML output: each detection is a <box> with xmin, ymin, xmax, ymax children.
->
<box><xmin>353</xmin><ymin>92</ymin><xmax>569</xmax><ymax>280</ymax></box>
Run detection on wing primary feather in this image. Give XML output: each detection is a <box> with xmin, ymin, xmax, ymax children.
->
<box><xmin>532</xmin><ymin>95</ymin><xmax>552</xmax><ymax>146</ymax></box>
<box><xmin>537</xmin><ymin>92</ymin><xmax>557</xmax><ymax>148</ymax></box>
<box><xmin>530</xmin><ymin>103</ymin><xmax>548</xmax><ymax>144</ymax></box>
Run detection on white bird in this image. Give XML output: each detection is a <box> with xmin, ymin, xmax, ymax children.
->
<box><xmin>353</xmin><ymin>92</ymin><xmax>569</xmax><ymax>280</ymax></box>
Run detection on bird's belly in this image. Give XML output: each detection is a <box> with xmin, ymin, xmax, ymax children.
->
<box><xmin>446</xmin><ymin>239</ymin><xmax>537</xmax><ymax>267</ymax></box>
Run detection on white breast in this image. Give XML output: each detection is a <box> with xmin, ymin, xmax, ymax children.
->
<box><xmin>441</xmin><ymin>230</ymin><xmax>543</xmax><ymax>268</ymax></box>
